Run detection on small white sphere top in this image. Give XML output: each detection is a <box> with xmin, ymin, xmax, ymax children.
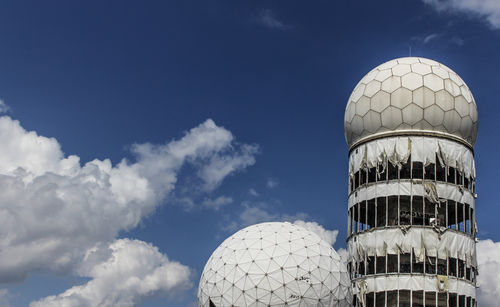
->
<box><xmin>197</xmin><ymin>222</ymin><xmax>351</xmax><ymax>306</ymax></box>
<box><xmin>344</xmin><ymin>57</ymin><xmax>478</xmax><ymax>149</ymax></box>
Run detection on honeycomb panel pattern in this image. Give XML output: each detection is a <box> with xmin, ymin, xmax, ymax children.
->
<box><xmin>198</xmin><ymin>222</ymin><xmax>351</xmax><ymax>307</ymax></box>
<box><xmin>344</xmin><ymin>57</ymin><xmax>478</xmax><ymax>148</ymax></box>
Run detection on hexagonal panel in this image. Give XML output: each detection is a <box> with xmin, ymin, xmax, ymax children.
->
<box><xmin>402</xmin><ymin>72</ymin><xmax>423</xmax><ymax>91</ymax></box>
<box><xmin>435</xmin><ymin>90</ymin><xmax>454</xmax><ymax>111</ymax></box>
<box><xmin>377</xmin><ymin>59</ymin><xmax>398</xmax><ymax>70</ymax></box>
<box><xmin>419</xmin><ymin>58</ymin><xmax>440</xmax><ymax>66</ymax></box>
<box><xmin>391</xmin><ymin>87</ymin><xmax>412</xmax><ymax>109</ymax></box>
<box><xmin>397</xmin><ymin>57</ymin><xmax>420</xmax><ymax>65</ymax></box>
<box><xmin>444</xmin><ymin>79</ymin><xmax>461</xmax><ymax>97</ymax></box>
<box><xmin>423</xmin><ymin>74</ymin><xmax>444</xmax><ymax>92</ymax></box>
<box><xmin>455</xmin><ymin>96</ymin><xmax>469</xmax><ymax>117</ymax></box>
<box><xmin>411</xmin><ymin>63</ymin><xmax>432</xmax><ymax>75</ymax></box>
<box><xmin>381</xmin><ymin>106</ymin><xmax>403</xmax><ymax>130</ymax></box>
<box><xmin>370</xmin><ymin>91</ymin><xmax>390</xmax><ymax>112</ymax></box>
<box><xmin>392</xmin><ymin>64</ymin><xmax>411</xmax><ymax>76</ymax></box>
<box><xmin>364</xmin><ymin>80</ymin><xmax>381</xmax><ymax>97</ymax></box>
<box><xmin>402</xmin><ymin>103</ymin><xmax>424</xmax><ymax>125</ymax></box>
<box><xmin>413</xmin><ymin>119</ymin><xmax>434</xmax><ymax>130</ymax></box>
<box><xmin>413</xmin><ymin>87</ymin><xmax>435</xmax><ymax>109</ymax></box>
<box><xmin>350</xmin><ymin>83</ymin><xmax>366</xmax><ymax>102</ymax></box>
<box><xmin>424</xmin><ymin>104</ymin><xmax>445</xmax><ymax>126</ymax></box>
<box><xmin>351</xmin><ymin>115</ymin><xmax>363</xmax><ymax>133</ymax></box>
<box><xmin>363</xmin><ymin>110</ymin><xmax>382</xmax><ymax>133</ymax></box>
<box><xmin>443</xmin><ymin>110</ymin><xmax>461</xmax><ymax>133</ymax></box>
<box><xmin>345</xmin><ymin>102</ymin><xmax>356</xmax><ymax>123</ymax></box>
<box><xmin>460</xmin><ymin>86</ymin><xmax>473</xmax><ymax>103</ymax></box>
<box><xmin>355</xmin><ymin>96</ymin><xmax>371</xmax><ymax>117</ymax></box>
<box><xmin>375</xmin><ymin>69</ymin><xmax>392</xmax><ymax>82</ymax></box>
<box><xmin>470</xmin><ymin>103</ymin><xmax>478</xmax><ymax>123</ymax></box>
<box><xmin>432</xmin><ymin>66</ymin><xmax>450</xmax><ymax>79</ymax></box>
<box><xmin>459</xmin><ymin>117</ymin><xmax>473</xmax><ymax>139</ymax></box>
<box><xmin>360</xmin><ymin>69</ymin><xmax>379</xmax><ymax>84</ymax></box>
<box><xmin>448</xmin><ymin>72</ymin><xmax>464</xmax><ymax>87</ymax></box>
<box><xmin>381</xmin><ymin>76</ymin><xmax>401</xmax><ymax>93</ymax></box>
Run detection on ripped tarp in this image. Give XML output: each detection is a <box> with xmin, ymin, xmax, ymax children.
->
<box><xmin>347</xmin><ymin>228</ymin><xmax>477</xmax><ymax>268</ymax></box>
<box><xmin>349</xmin><ymin>136</ymin><xmax>475</xmax><ymax>180</ymax></box>
<box><xmin>356</xmin><ymin>275</ymin><xmax>475</xmax><ymax>298</ymax></box>
<box><xmin>348</xmin><ymin>182</ymin><xmax>475</xmax><ymax>209</ymax></box>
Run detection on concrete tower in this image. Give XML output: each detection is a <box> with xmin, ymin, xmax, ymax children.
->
<box><xmin>344</xmin><ymin>57</ymin><xmax>478</xmax><ymax>306</ymax></box>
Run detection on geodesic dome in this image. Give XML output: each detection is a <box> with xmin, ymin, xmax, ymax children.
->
<box><xmin>197</xmin><ymin>222</ymin><xmax>352</xmax><ymax>307</ymax></box>
<box><xmin>344</xmin><ymin>57</ymin><xmax>478</xmax><ymax>149</ymax></box>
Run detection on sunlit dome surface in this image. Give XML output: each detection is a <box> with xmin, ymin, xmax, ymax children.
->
<box><xmin>344</xmin><ymin>57</ymin><xmax>478</xmax><ymax>149</ymax></box>
<box><xmin>197</xmin><ymin>222</ymin><xmax>351</xmax><ymax>307</ymax></box>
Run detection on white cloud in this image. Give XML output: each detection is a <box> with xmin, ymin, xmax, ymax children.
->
<box><xmin>266</xmin><ymin>177</ymin><xmax>279</xmax><ymax>188</ymax></box>
<box><xmin>477</xmin><ymin>239</ymin><xmax>500</xmax><ymax>305</ymax></box>
<box><xmin>423</xmin><ymin>33</ymin><xmax>440</xmax><ymax>44</ymax></box>
<box><xmin>0</xmin><ymin>115</ymin><xmax>257</xmax><ymax>303</ymax></box>
<box><xmin>0</xmin><ymin>289</ymin><xmax>11</xmax><ymax>307</ymax></box>
<box><xmin>257</xmin><ymin>9</ymin><xmax>292</xmax><ymax>30</ymax></box>
<box><xmin>423</xmin><ymin>0</ymin><xmax>500</xmax><ymax>29</ymax></box>
<box><xmin>248</xmin><ymin>188</ymin><xmax>259</xmax><ymax>197</ymax></box>
<box><xmin>197</xmin><ymin>144</ymin><xmax>258</xmax><ymax>191</ymax></box>
<box><xmin>0</xmin><ymin>100</ymin><xmax>9</xmax><ymax>114</ymax></box>
<box><xmin>31</xmin><ymin>239</ymin><xmax>192</xmax><ymax>307</ymax></box>
<box><xmin>292</xmin><ymin>220</ymin><xmax>339</xmax><ymax>246</ymax></box>
<box><xmin>202</xmin><ymin>196</ymin><xmax>233</xmax><ymax>211</ymax></box>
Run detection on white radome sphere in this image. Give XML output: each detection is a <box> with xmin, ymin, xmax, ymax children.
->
<box><xmin>344</xmin><ymin>57</ymin><xmax>478</xmax><ymax>149</ymax></box>
<box><xmin>197</xmin><ymin>222</ymin><xmax>351</xmax><ymax>307</ymax></box>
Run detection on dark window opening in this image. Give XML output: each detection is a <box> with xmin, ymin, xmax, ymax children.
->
<box><xmin>353</xmin><ymin>205</ymin><xmax>359</xmax><ymax>234</ymax></box>
<box><xmin>412</xmin><ymin>161</ymin><xmax>424</xmax><ymax>179</ymax></box>
<box><xmin>447</xmin><ymin>201</ymin><xmax>457</xmax><ymax>230</ymax></box>
<box><xmin>412</xmin><ymin>196</ymin><xmax>424</xmax><ymax>226</ymax></box>
<box><xmin>358</xmin><ymin>260</ymin><xmax>365</xmax><ymax>277</ymax></box>
<box><xmin>457</xmin><ymin>202</ymin><xmax>464</xmax><ymax>232</ymax></box>
<box><xmin>425</xmin><ymin>163</ymin><xmax>435</xmax><ymax>180</ymax></box>
<box><xmin>400</xmin><ymin>159</ymin><xmax>411</xmax><ymax>179</ymax></box>
<box><xmin>388</xmin><ymin>196</ymin><xmax>398</xmax><ymax>226</ymax></box>
<box><xmin>354</xmin><ymin>171</ymin><xmax>360</xmax><ymax>190</ymax></box>
<box><xmin>426</xmin><ymin>255</ymin><xmax>436</xmax><ymax>274</ymax></box>
<box><xmin>449</xmin><ymin>258</ymin><xmax>457</xmax><ymax>277</ymax></box>
<box><xmin>425</xmin><ymin>291</ymin><xmax>437</xmax><ymax>307</ymax></box>
<box><xmin>465</xmin><ymin>204</ymin><xmax>471</xmax><ymax>234</ymax></box>
<box><xmin>388</xmin><ymin>162</ymin><xmax>398</xmax><ymax>180</ymax></box>
<box><xmin>425</xmin><ymin>201</ymin><xmax>436</xmax><ymax>226</ymax></box>
<box><xmin>413</xmin><ymin>291</ymin><xmax>424</xmax><ymax>307</ymax></box>
<box><xmin>458</xmin><ymin>259</ymin><xmax>465</xmax><ymax>279</ymax></box>
<box><xmin>387</xmin><ymin>290</ymin><xmax>397</xmax><ymax>306</ymax></box>
<box><xmin>376</xmin><ymin>197</ymin><xmax>387</xmax><ymax>227</ymax></box>
<box><xmin>438</xmin><ymin>292</ymin><xmax>447</xmax><ymax>307</ymax></box>
<box><xmin>367</xmin><ymin>199</ymin><xmax>376</xmax><ymax>229</ymax></box>
<box><xmin>459</xmin><ymin>295</ymin><xmax>465</xmax><ymax>307</ymax></box>
<box><xmin>447</xmin><ymin>167</ymin><xmax>456</xmax><ymax>184</ymax></box>
<box><xmin>366</xmin><ymin>293</ymin><xmax>374</xmax><ymax>307</ymax></box>
<box><xmin>368</xmin><ymin>167</ymin><xmax>376</xmax><ymax>183</ymax></box>
<box><xmin>375</xmin><ymin>292</ymin><xmax>385</xmax><ymax>307</ymax></box>
<box><xmin>367</xmin><ymin>256</ymin><xmax>375</xmax><ymax>275</ymax></box>
<box><xmin>387</xmin><ymin>254</ymin><xmax>398</xmax><ymax>273</ymax></box>
<box><xmin>399</xmin><ymin>290</ymin><xmax>411</xmax><ymax>307</ymax></box>
<box><xmin>400</xmin><ymin>196</ymin><xmax>411</xmax><ymax>225</ymax></box>
<box><xmin>437</xmin><ymin>258</ymin><xmax>447</xmax><ymax>275</ymax></box>
<box><xmin>412</xmin><ymin>250</ymin><xmax>424</xmax><ymax>273</ymax></box>
<box><xmin>376</xmin><ymin>256</ymin><xmax>386</xmax><ymax>274</ymax></box>
<box><xmin>400</xmin><ymin>253</ymin><xmax>411</xmax><ymax>273</ymax></box>
<box><xmin>361</xmin><ymin>168</ymin><xmax>367</xmax><ymax>186</ymax></box>
<box><xmin>360</xmin><ymin>201</ymin><xmax>367</xmax><ymax>231</ymax></box>
<box><xmin>448</xmin><ymin>293</ymin><xmax>457</xmax><ymax>307</ymax></box>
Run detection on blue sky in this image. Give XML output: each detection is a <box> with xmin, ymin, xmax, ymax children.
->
<box><xmin>0</xmin><ymin>1</ymin><xmax>499</xmax><ymax>306</ymax></box>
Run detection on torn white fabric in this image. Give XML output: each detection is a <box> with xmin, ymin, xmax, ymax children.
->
<box><xmin>348</xmin><ymin>182</ymin><xmax>474</xmax><ymax>209</ymax></box>
<box><xmin>348</xmin><ymin>228</ymin><xmax>477</xmax><ymax>267</ymax></box>
<box><xmin>349</xmin><ymin>136</ymin><xmax>475</xmax><ymax>179</ymax></box>
<box><xmin>358</xmin><ymin>275</ymin><xmax>476</xmax><ymax>298</ymax></box>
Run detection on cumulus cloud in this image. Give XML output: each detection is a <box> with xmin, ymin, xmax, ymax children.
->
<box><xmin>476</xmin><ymin>239</ymin><xmax>500</xmax><ymax>305</ymax></box>
<box><xmin>31</xmin><ymin>239</ymin><xmax>192</xmax><ymax>307</ymax></box>
<box><xmin>266</xmin><ymin>177</ymin><xmax>279</xmax><ymax>188</ymax></box>
<box><xmin>257</xmin><ymin>9</ymin><xmax>292</xmax><ymax>30</ymax></box>
<box><xmin>0</xmin><ymin>100</ymin><xmax>9</xmax><ymax>114</ymax></box>
<box><xmin>202</xmin><ymin>196</ymin><xmax>233</xmax><ymax>211</ymax></box>
<box><xmin>0</xmin><ymin>116</ymin><xmax>257</xmax><ymax>303</ymax></box>
<box><xmin>248</xmin><ymin>188</ymin><xmax>259</xmax><ymax>197</ymax></box>
<box><xmin>235</xmin><ymin>202</ymin><xmax>308</xmax><ymax>228</ymax></box>
<box><xmin>292</xmin><ymin>220</ymin><xmax>339</xmax><ymax>246</ymax></box>
<box><xmin>423</xmin><ymin>0</ymin><xmax>500</xmax><ymax>29</ymax></box>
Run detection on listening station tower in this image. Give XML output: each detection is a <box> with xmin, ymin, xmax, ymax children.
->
<box><xmin>344</xmin><ymin>57</ymin><xmax>478</xmax><ymax>306</ymax></box>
